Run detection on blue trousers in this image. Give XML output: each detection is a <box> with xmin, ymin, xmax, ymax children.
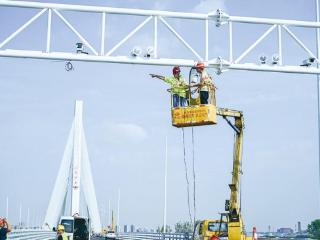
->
<box><xmin>172</xmin><ymin>94</ymin><xmax>188</xmax><ymax>107</ymax></box>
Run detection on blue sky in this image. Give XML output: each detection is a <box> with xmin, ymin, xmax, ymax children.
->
<box><xmin>0</xmin><ymin>0</ymin><xmax>319</xmax><ymax>233</ymax></box>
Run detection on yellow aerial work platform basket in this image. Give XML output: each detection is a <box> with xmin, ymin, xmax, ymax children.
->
<box><xmin>169</xmin><ymin>66</ymin><xmax>218</xmax><ymax>127</ymax></box>
<box><xmin>172</xmin><ymin>104</ymin><xmax>217</xmax><ymax>127</ymax></box>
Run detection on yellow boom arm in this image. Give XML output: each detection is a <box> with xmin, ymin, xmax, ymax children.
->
<box><xmin>217</xmin><ymin>108</ymin><xmax>245</xmax><ymax>240</ymax></box>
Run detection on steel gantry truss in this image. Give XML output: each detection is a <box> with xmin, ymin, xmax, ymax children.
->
<box><xmin>0</xmin><ymin>0</ymin><xmax>320</xmax><ymax>74</ymax></box>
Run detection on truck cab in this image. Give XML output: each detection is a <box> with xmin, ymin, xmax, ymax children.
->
<box><xmin>194</xmin><ymin>220</ymin><xmax>228</xmax><ymax>240</ymax></box>
<box><xmin>60</xmin><ymin>216</ymin><xmax>90</xmax><ymax>240</ymax></box>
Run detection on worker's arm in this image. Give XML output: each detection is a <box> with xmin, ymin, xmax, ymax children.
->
<box><xmin>210</xmin><ymin>81</ymin><xmax>218</xmax><ymax>90</ymax></box>
<box><xmin>190</xmin><ymin>83</ymin><xmax>201</xmax><ymax>87</ymax></box>
<box><xmin>150</xmin><ymin>74</ymin><xmax>165</xmax><ymax>81</ymax></box>
<box><xmin>3</xmin><ymin>218</ymin><xmax>11</xmax><ymax>233</ymax></box>
<box><xmin>206</xmin><ymin>73</ymin><xmax>218</xmax><ymax>90</ymax></box>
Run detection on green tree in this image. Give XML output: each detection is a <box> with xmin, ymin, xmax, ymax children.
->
<box><xmin>174</xmin><ymin>221</ymin><xmax>193</xmax><ymax>234</ymax></box>
<box><xmin>156</xmin><ymin>225</ymin><xmax>172</xmax><ymax>233</ymax></box>
<box><xmin>308</xmin><ymin>219</ymin><xmax>320</xmax><ymax>239</ymax></box>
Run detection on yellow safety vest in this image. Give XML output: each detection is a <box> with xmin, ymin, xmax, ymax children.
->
<box><xmin>164</xmin><ymin>76</ymin><xmax>187</xmax><ymax>98</ymax></box>
<box><xmin>58</xmin><ymin>233</ymin><xmax>68</xmax><ymax>240</ymax></box>
<box><xmin>64</xmin><ymin>233</ymin><xmax>69</xmax><ymax>240</ymax></box>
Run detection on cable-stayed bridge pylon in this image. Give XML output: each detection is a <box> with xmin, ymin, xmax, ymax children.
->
<box><xmin>43</xmin><ymin>100</ymin><xmax>101</xmax><ymax>233</ymax></box>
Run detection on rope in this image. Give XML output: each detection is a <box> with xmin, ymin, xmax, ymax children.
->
<box><xmin>182</xmin><ymin>128</ymin><xmax>193</xmax><ymax>225</ymax></box>
<box><xmin>191</xmin><ymin>127</ymin><xmax>196</xmax><ymax>228</ymax></box>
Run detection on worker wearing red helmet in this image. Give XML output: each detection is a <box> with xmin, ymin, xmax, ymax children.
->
<box><xmin>194</xmin><ymin>62</ymin><xmax>216</xmax><ymax>104</ymax></box>
<box><xmin>150</xmin><ymin>66</ymin><xmax>188</xmax><ymax>107</ymax></box>
<box><xmin>0</xmin><ymin>218</ymin><xmax>11</xmax><ymax>240</ymax></box>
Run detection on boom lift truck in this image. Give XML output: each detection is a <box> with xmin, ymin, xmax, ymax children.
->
<box><xmin>171</xmin><ymin>67</ymin><xmax>250</xmax><ymax>240</ymax></box>
<box><xmin>105</xmin><ymin>211</ymin><xmax>116</xmax><ymax>240</ymax></box>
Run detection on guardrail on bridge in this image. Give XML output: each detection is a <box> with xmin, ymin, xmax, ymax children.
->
<box><xmin>117</xmin><ymin>232</ymin><xmax>191</xmax><ymax>240</ymax></box>
<box><xmin>8</xmin><ymin>229</ymin><xmax>56</xmax><ymax>240</ymax></box>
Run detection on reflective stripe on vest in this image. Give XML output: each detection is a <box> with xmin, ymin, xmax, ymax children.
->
<box><xmin>62</xmin><ymin>233</ymin><xmax>68</xmax><ymax>240</ymax></box>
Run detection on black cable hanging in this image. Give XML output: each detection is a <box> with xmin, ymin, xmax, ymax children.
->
<box><xmin>182</xmin><ymin>127</ymin><xmax>193</xmax><ymax>226</ymax></box>
<box><xmin>191</xmin><ymin>127</ymin><xmax>196</xmax><ymax>228</ymax></box>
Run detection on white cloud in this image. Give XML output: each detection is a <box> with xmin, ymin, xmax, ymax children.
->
<box><xmin>104</xmin><ymin>122</ymin><xmax>148</xmax><ymax>144</ymax></box>
<box><xmin>193</xmin><ymin>0</ymin><xmax>227</xmax><ymax>13</ymax></box>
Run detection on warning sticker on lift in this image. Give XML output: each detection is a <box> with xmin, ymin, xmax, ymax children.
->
<box><xmin>171</xmin><ymin>105</ymin><xmax>217</xmax><ymax>127</ymax></box>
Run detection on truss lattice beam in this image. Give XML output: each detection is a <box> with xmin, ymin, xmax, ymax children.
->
<box><xmin>1</xmin><ymin>0</ymin><xmax>320</xmax><ymax>75</ymax></box>
<box><xmin>2</xmin><ymin>50</ymin><xmax>320</xmax><ymax>74</ymax></box>
<box><xmin>0</xmin><ymin>8</ymin><xmax>47</xmax><ymax>49</ymax></box>
<box><xmin>106</xmin><ymin>16</ymin><xmax>152</xmax><ymax>56</ymax></box>
<box><xmin>229</xmin><ymin>16</ymin><xmax>320</xmax><ymax>28</ymax></box>
<box><xmin>0</xmin><ymin>0</ymin><xmax>208</xmax><ymax>19</ymax></box>
<box><xmin>1</xmin><ymin>0</ymin><xmax>320</xmax><ymax>28</ymax></box>
<box><xmin>53</xmin><ymin>9</ymin><xmax>98</xmax><ymax>55</ymax></box>
<box><xmin>234</xmin><ymin>24</ymin><xmax>277</xmax><ymax>64</ymax></box>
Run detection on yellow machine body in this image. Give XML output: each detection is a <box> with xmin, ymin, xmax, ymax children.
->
<box><xmin>228</xmin><ymin>218</ymin><xmax>247</xmax><ymax>240</ymax></box>
<box><xmin>171</xmin><ymin>104</ymin><xmax>217</xmax><ymax>127</ymax></box>
<box><xmin>194</xmin><ymin>220</ymin><xmax>228</xmax><ymax>240</ymax></box>
<box><xmin>195</xmin><ymin>108</ymin><xmax>253</xmax><ymax>240</ymax></box>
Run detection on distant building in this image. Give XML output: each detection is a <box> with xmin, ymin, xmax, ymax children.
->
<box><xmin>298</xmin><ymin>222</ymin><xmax>302</xmax><ymax>233</ymax></box>
<box><xmin>277</xmin><ymin>228</ymin><xmax>293</xmax><ymax>234</ymax></box>
<box><xmin>124</xmin><ymin>225</ymin><xmax>128</xmax><ymax>233</ymax></box>
<box><xmin>115</xmin><ymin>225</ymin><xmax>122</xmax><ymax>232</ymax></box>
<box><xmin>130</xmin><ymin>224</ymin><xmax>135</xmax><ymax>232</ymax></box>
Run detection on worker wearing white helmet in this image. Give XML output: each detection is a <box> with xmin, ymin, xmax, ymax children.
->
<box><xmin>194</xmin><ymin>62</ymin><xmax>217</xmax><ymax>105</ymax></box>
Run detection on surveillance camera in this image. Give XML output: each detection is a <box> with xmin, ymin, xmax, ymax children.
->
<box><xmin>76</xmin><ymin>42</ymin><xmax>83</xmax><ymax>54</ymax></box>
<box><xmin>309</xmin><ymin>57</ymin><xmax>316</xmax><ymax>63</ymax></box>
<box><xmin>301</xmin><ymin>59</ymin><xmax>311</xmax><ymax>67</ymax></box>
<box><xmin>76</xmin><ymin>42</ymin><xmax>83</xmax><ymax>48</ymax></box>
<box><xmin>272</xmin><ymin>54</ymin><xmax>279</xmax><ymax>64</ymax></box>
<box><xmin>259</xmin><ymin>55</ymin><xmax>267</xmax><ymax>64</ymax></box>
<box><xmin>75</xmin><ymin>42</ymin><xmax>88</xmax><ymax>54</ymax></box>
<box><xmin>144</xmin><ymin>46</ymin><xmax>154</xmax><ymax>58</ymax></box>
<box><xmin>131</xmin><ymin>46</ymin><xmax>142</xmax><ymax>57</ymax></box>
<box><xmin>300</xmin><ymin>57</ymin><xmax>316</xmax><ymax>67</ymax></box>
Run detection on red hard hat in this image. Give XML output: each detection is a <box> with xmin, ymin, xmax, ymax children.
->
<box><xmin>196</xmin><ymin>62</ymin><xmax>205</xmax><ymax>70</ymax></box>
<box><xmin>172</xmin><ymin>66</ymin><xmax>181</xmax><ymax>75</ymax></box>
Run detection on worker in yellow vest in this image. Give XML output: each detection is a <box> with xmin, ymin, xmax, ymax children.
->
<box><xmin>150</xmin><ymin>66</ymin><xmax>188</xmax><ymax>107</ymax></box>
<box><xmin>56</xmin><ymin>224</ymin><xmax>68</xmax><ymax>240</ymax></box>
